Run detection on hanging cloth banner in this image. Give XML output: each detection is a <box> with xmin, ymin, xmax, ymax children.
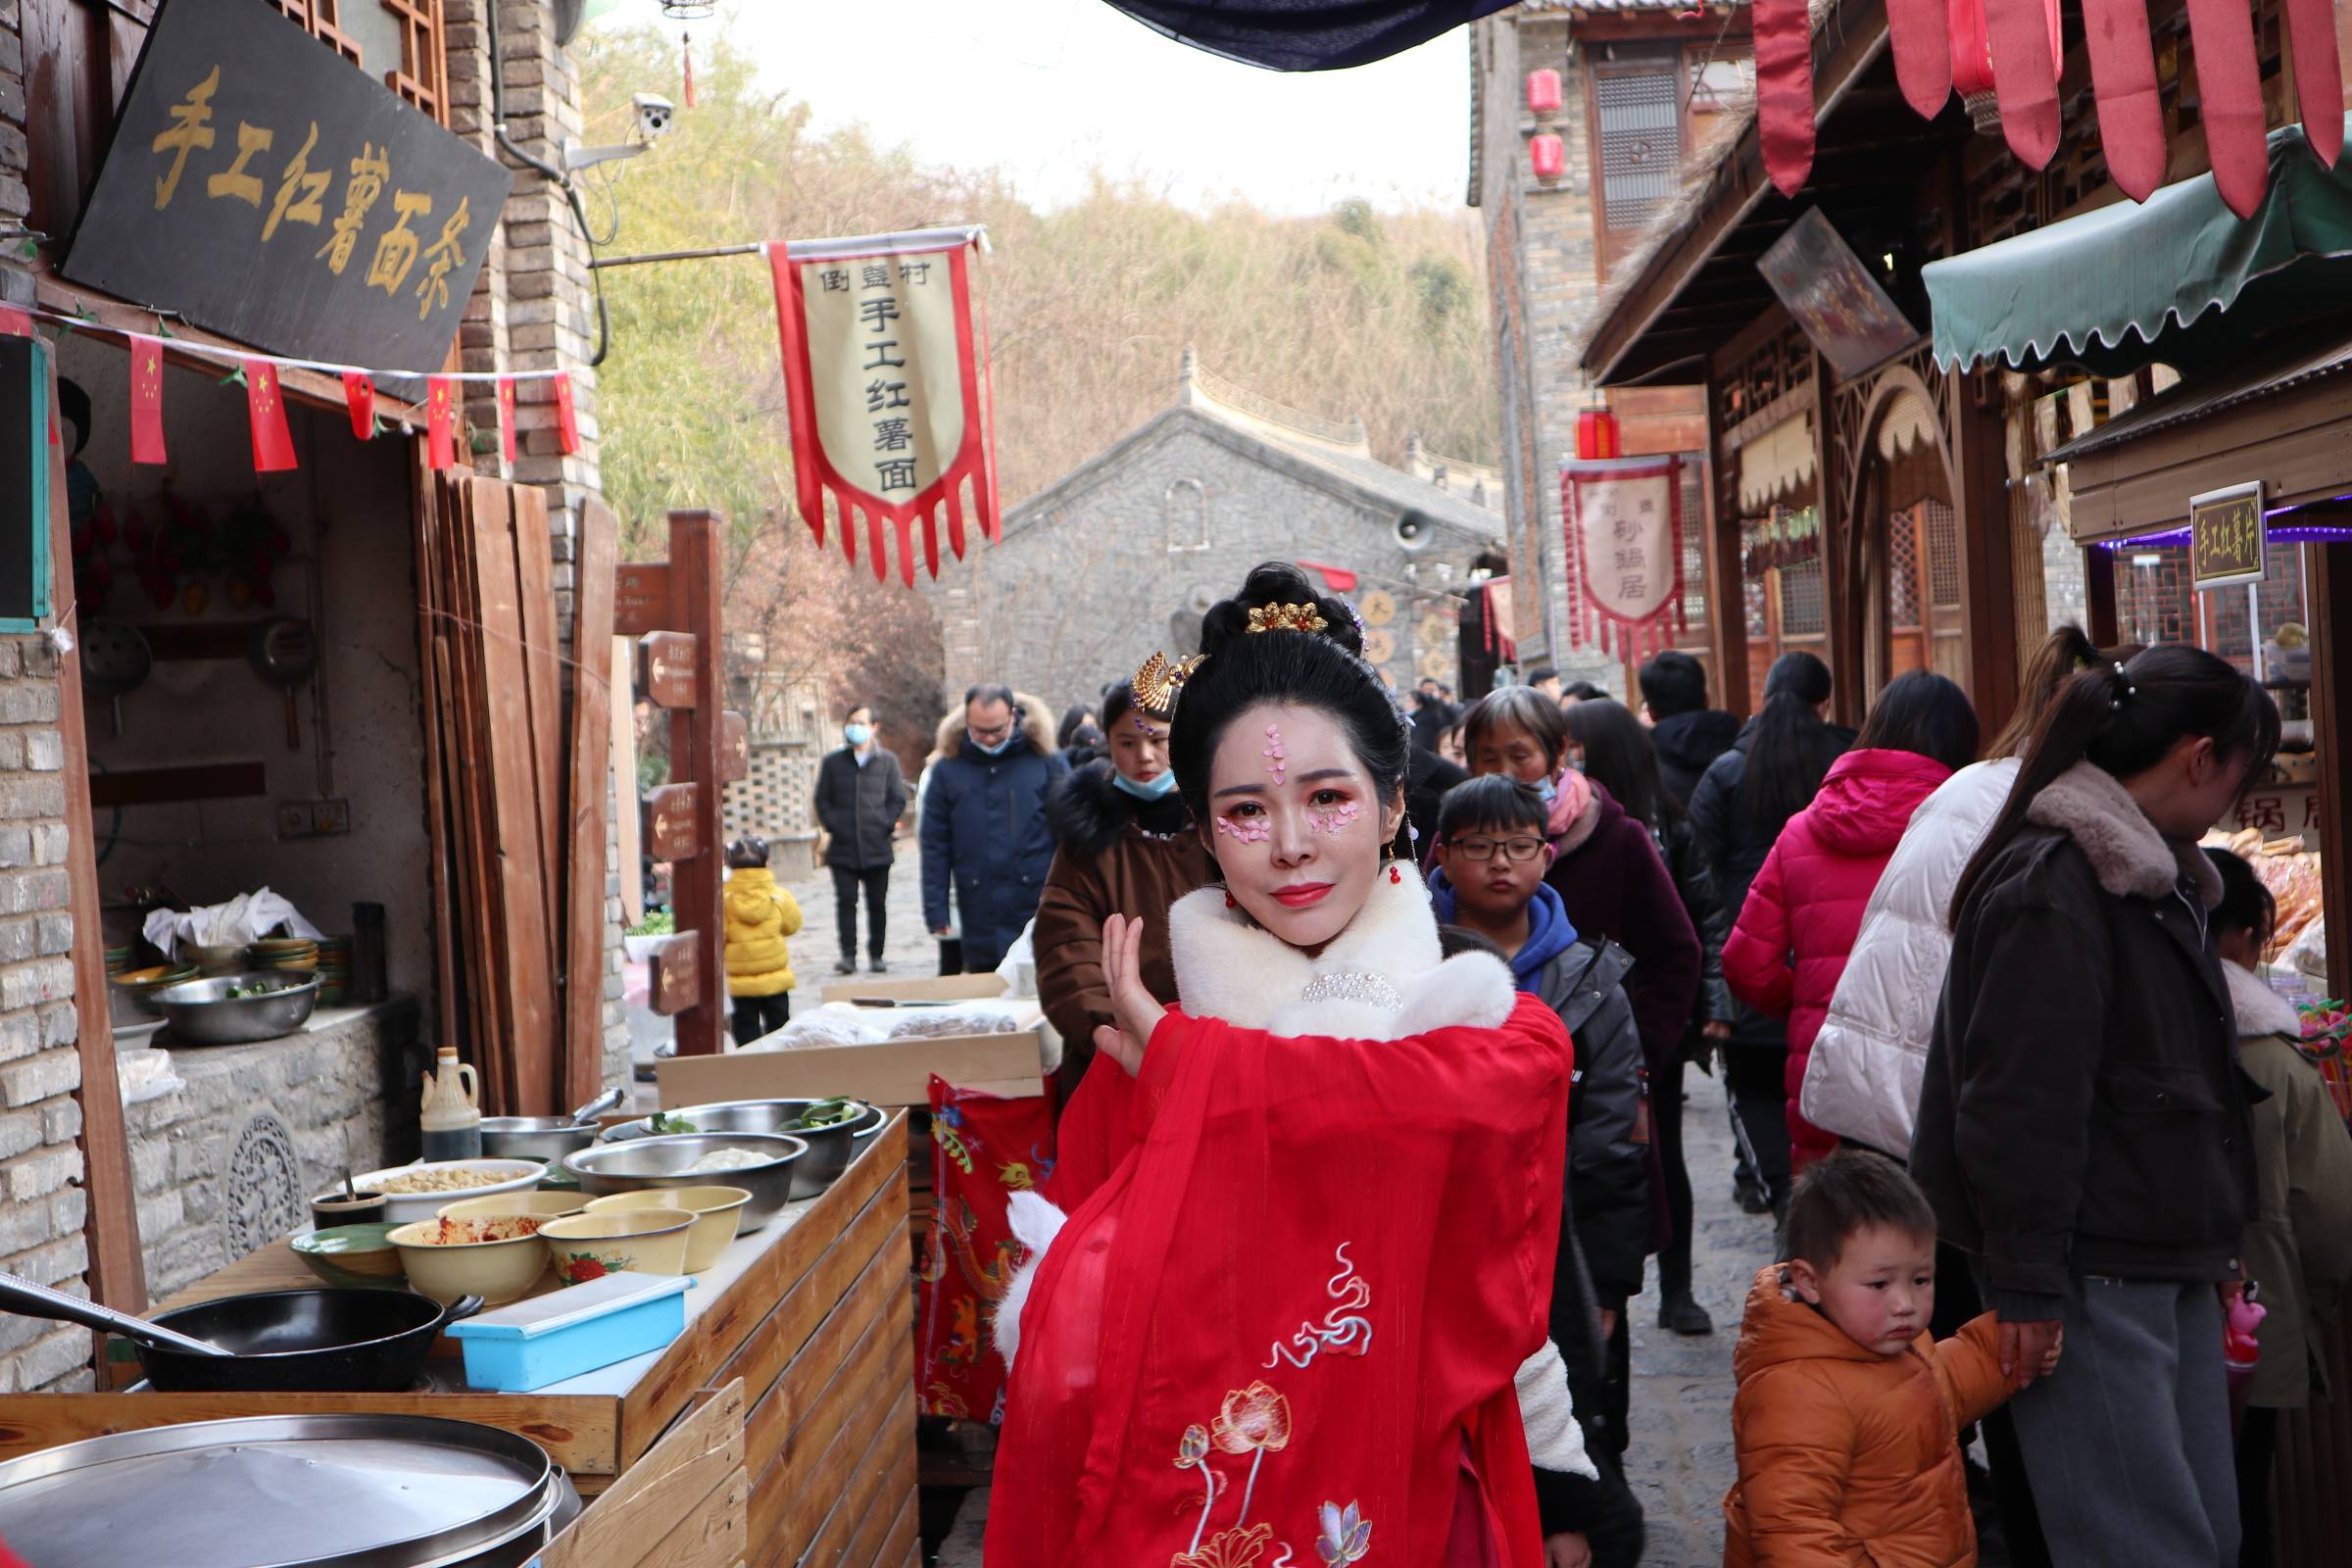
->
<box><xmin>245</xmin><ymin>359</ymin><xmax>296</xmax><ymax>473</ymax></box>
<box><xmin>1562</xmin><ymin>456</ymin><xmax>1685</xmax><ymax>659</ymax></box>
<box><xmin>128</xmin><ymin>334</ymin><xmax>168</xmax><ymax>466</ymax></box>
<box><xmin>552</xmin><ymin>370</ymin><xmax>581</xmax><ymax>456</ymax></box>
<box><xmin>342</xmin><ymin>371</ymin><xmax>375</xmax><ymax>441</ymax></box>
<box><xmin>425</xmin><ymin>375</ymin><xmax>457</xmax><ymax>470</ymax></box>
<box><xmin>496</xmin><ymin>375</ymin><xmax>518</xmax><ymax>465</ymax></box>
<box><xmin>767</xmin><ymin>225</ymin><xmax>999</xmax><ymax>587</ymax></box>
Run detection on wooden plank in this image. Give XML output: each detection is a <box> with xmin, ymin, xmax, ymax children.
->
<box><xmin>468</xmin><ymin>477</ymin><xmax>560</xmax><ymax>1113</ymax></box>
<box><xmin>614</xmin><ymin>562</ymin><xmax>673</xmax><ymax>638</ymax></box>
<box><xmin>615</xmin><ymin>1118</ymin><xmax>905</xmax><ymax>1463</ymax></box>
<box><xmin>415</xmin><ymin>451</ymin><xmax>460</xmax><ymax>1053</ymax></box>
<box><xmin>437</xmin><ymin>474</ymin><xmax>503</xmax><ymax>1084</ymax></box>
<box><xmin>84</xmin><ymin>762</ymin><xmax>268</xmax><ymax>808</ymax></box>
<box><xmin>0</xmin><ymin>1390</ymin><xmax>618</xmax><ymax>1475</ymax></box>
<box><xmin>542</xmin><ymin>1382</ymin><xmax>746</xmax><ymax>1568</ymax></box>
<box><xmin>666</xmin><ymin>512</ymin><xmax>728</xmax><ymax>1056</ymax></box>
<box><xmin>750</xmin><ymin>1346</ymin><xmax>911</xmax><ymax>1568</ymax></box>
<box><xmin>738</xmin><ymin>1211</ymin><xmax>909</xmax><ymax>1473</ymax></box>
<box><xmin>881</xmin><ymin>1491</ymin><xmax>921</xmax><ymax>1568</ymax></box>
<box><xmin>753</xmin><ymin>1266</ymin><xmax>910</xmax><ymax>1501</ymax></box>
<box><xmin>612</xmin><ymin>636</ymin><xmax>645</xmax><ymax>930</ymax></box>
<box><xmin>52</xmin><ymin>349</ymin><xmax>147</xmax><ymax>1318</ymax></box>
<box><xmin>512</xmin><ymin>484</ymin><xmax>567</xmax><ymax>955</ymax></box>
<box><xmin>843</xmin><ymin>1452</ymin><xmax>918</xmax><ymax>1568</ymax></box>
<box><xmin>564</xmin><ymin>498</ymin><xmax>621</xmax><ymax>1109</ymax></box>
<box><xmin>795</xmin><ymin>1399</ymin><xmax>914</xmax><ymax>1568</ymax></box>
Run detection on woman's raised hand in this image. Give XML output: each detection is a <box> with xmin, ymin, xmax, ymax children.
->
<box><xmin>1093</xmin><ymin>913</ymin><xmax>1163</xmax><ymax>1078</ymax></box>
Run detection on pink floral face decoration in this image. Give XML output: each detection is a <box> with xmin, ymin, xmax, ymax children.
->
<box><xmin>1215</xmin><ymin>814</ymin><xmax>1272</xmax><ymax>845</ymax></box>
<box><xmin>1307</xmin><ymin>799</ymin><xmax>1362</xmax><ymax>836</ymax></box>
<box><xmin>1262</xmin><ymin>724</ymin><xmax>1287</xmax><ymax>786</ymax></box>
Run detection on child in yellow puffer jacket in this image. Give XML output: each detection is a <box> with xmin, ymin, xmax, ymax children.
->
<box><xmin>723</xmin><ymin>837</ymin><xmax>802</xmax><ymax>1046</ymax></box>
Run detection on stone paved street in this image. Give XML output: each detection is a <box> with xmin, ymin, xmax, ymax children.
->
<box><xmin>778</xmin><ymin>835</ymin><xmax>949</xmax><ymax>982</ymax></box>
<box><xmin>1625</xmin><ymin>1063</ymin><xmax>1780</xmax><ymax>1565</ymax></box>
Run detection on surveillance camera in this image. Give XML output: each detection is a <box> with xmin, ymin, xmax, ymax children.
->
<box><xmin>633</xmin><ymin>93</ymin><xmax>675</xmax><ymax>140</ymax></box>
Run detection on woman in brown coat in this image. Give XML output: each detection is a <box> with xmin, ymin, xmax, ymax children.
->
<box><xmin>1033</xmin><ymin>674</ymin><xmax>1214</xmax><ymax>1107</ymax></box>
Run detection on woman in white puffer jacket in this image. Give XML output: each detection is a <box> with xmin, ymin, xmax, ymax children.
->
<box><xmin>1801</xmin><ymin>627</ymin><xmax>2138</xmax><ymax>1156</ymax></box>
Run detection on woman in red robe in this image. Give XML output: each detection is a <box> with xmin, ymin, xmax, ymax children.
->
<box><xmin>986</xmin><ymin>564</ymin><xmax>1576</xmax><ymax>1568</ymax></box>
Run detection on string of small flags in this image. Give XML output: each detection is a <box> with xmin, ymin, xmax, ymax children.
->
<box><xmin>0</xmin><ymin>303</ymin><xmax>580</xmax><ymax>475</ymax></box>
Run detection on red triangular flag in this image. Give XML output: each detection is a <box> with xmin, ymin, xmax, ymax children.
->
<box><xmin>496</xmin><ymin>375</ymin><xmax>517</xmax><ymax>465</ymax></box>
<box><xmin>0</xmin><ymin>308</ymin><xmax>30</xmax><ymax>338</ymax></box>
<box><xmin>246</xmin><ymin>359</ymin><xmax>297</xmax><ymax>472</ymax></box>
<box><xmin>342</xmin><ymin>371</ymin><xmax>375</xmax><ymax>440</ymax></box>
<box><xmin>426</xmin><ymin>375</ymin><xmax>456</xmax><ymax>470</ymax></box>
<box><xmin>128</xmin><ymin>334</ymin><xmax>167</xmax><ymax>466</ymax></box>
<box><xmin>552</xmin><ymin>372</ymin><xmax>580</xmax><ymax>456</ymax></box>
<box><xmin>1754</xmin><ymin>0</ymin><xmax>1818</xmax><ymax>195</ymax></box>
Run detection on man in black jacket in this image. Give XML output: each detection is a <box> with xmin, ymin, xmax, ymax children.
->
<box><xmin>812</xmin><ymin>704</ymin><xmax>906</xmax><ymax>974</ymax></box>
<box><xmin>1639</xmin><ymin>650</ymin><xmax>1740</xmax><ymax>808</ymax></box>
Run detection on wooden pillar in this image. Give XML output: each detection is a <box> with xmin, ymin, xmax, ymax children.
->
<box><xmin>2310</xmin><ymin>542</ymin><xmax>2352</xmax><ymax>1001</ymax></box>
<box><xmin>1949</xmin><ymin>368</ymin><xmax>2021</xmax><ymax>740</ymax></box>
<box><xmin>1813</xmin><ymin>354</ymin><xmax>1864</xmax><ymax>727</ymax></box>
<box><xmin>1701</xmin><ymin>375</ymin><xmax>1752</xmax><ymax>718</ymax></box>
<box><xmin>665</xmin><ymin>511</ymin><xmax>727</xmax><ymax>1057</ymax></box>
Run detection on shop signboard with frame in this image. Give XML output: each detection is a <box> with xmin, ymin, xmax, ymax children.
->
<box><xmin>62</xmin><ymin>0</ymin><xmax>514</xmax><ymax>370</ymax></box>
<box><xmin>2190</xmin><ymin>481</ymin><xmax>2267</xmax><ymax>589</ymax></box>
<box><xmin>0</xmin><ymin>336</ymin><xmax>54</xmax><ymax>633</ymax></box>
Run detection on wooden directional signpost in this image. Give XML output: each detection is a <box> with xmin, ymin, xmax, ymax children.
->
<box><xmin>619</xmin><ymin>513</ymin><xmax>748</xmax><ymax>1055</ymax></box>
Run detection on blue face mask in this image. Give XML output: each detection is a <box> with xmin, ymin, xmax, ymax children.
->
<box><xmin>1537</xmin><ymin>774</ymin><xmax>1559</xmax><ymax>804</ymax></box>
<box><xmin>973</xmin><ymin>733</ymin><xmax>1015</xmax><ymax>757</ymax></box>
<box><xmin>1112</xmin><ymin>769</ymin><xmax>1178</xmax><ymax>802</ymax></box>
<box><xmin>844</xmin><ymin>722</ymin><xmax>872</xmax><ymax>747</ymax></box>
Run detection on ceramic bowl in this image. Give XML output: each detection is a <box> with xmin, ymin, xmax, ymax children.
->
<box><xmin>289</xmin><ymin>1222</ymin><xmax>405</xmax><ymax>1288</ymax></box>
<box><xmin>310</xmin><ymin>1191</ymin><xmax>388</xmax><ymax>1229</ymax></box>
<box><xmin>436</xmin><ymin>1191</ymin><xmax>587</xmax><ymax>1223</ymax></box>
<box><xmin>351</xmin><ymin>1159</ymin><xmax>548</xmax><ymax>1225</ymax></box>
<box><xmin>582</xmin><ymin>1186</ymin><xmax>749</xmax><ymax>1272</ymax></box>
<box><xmin>538</xmin><ymin>1208</ymin><xmax>695</xmax><ymax>1285</ymax></box>
<box><xmin>384</xmin><ymin>1215</ymin><xmax>552</xmax><ymax>1306</ymax></box>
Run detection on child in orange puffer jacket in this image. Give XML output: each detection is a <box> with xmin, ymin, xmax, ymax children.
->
<box><xmin>1723</xmin><ymin>1152</ymin><xmax>2059</xmax><ymax>1566</ymax></box>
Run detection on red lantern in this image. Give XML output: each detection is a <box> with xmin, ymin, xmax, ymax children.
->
<box><xmin>1526</xmin><ymin>69</ymin><xmax>1563</xmax><ymax>115</ymax></box>
<box><xmin>1576</xmin><ymin>407</ymin><xmax>1621</xmax><ymax>461</ymax></box>
<box><xmin>1947</xmin><ymin>0</ymin><xmax>2059</xmax><ymax>101</ymax></box>
<box><xmin>1530</xmin><ymin>133</ymin><xmax>1566</xmax><ymax>180</ymax></box>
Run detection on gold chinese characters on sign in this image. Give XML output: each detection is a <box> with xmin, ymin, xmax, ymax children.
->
<box><xmin>2190</xmin><ymin>481</ymin><xmax>2267</xmax><ymax>590</ymax></box>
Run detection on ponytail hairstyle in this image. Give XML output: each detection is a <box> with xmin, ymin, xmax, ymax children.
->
<box><xmin>1564</xmin><ymin>698</ymin><xmax>1681</xmax><ymax>828</ymax></box>
<box><xmin>1854</xmin><ymin>670</ymin><xmax>1981</xmax><ymax>775</ymax></box>
<box><xmin>1949</xmin><ymin>645</ymin><xmax>2279</xmax><ymax>925</ymax></box>
<box><xmin>1168</xmin><ymin>563</ymin><xmax>1413</xmax><ymax>860</ymax></box>
<box><xmin>1986</xmin><ymin>625</ymin><xmax>2150</xmax><ymax>760</ymax></box>
<box><xmin>1743</xmin><ymin>651</ymin><xmax>1843</xmax><ymax>834</ymax></box>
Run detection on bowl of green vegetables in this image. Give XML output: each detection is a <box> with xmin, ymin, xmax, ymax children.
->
<box><xmin>598</xmin><ymin>1097</ymin><xmax>869</xmax><ymax>1197</ymax></box>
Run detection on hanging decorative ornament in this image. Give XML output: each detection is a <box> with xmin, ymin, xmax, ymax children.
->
<box><xmin>1561</xmin><ymin>456</ymin><xmax>1686</xmax><ymax>660</ymax></box>
<box><xmin>127</xmin><ymin>334</ymin><xmax>167</xmax><ymax>466</ymax></box>
<box><xmin>680</xmin><ymin>31</ymin><xmax>696</xmax><ymax>109</ymax></box>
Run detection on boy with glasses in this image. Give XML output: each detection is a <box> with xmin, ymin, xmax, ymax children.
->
<box><xmin>1430</xmin><ymin>773</ymin><xmax>1652</xmax><ymax>1566</ymax></box>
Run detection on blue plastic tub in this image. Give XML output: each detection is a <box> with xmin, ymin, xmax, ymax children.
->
<box><xmin>447</xmin><ymin>1271</ymin><xmax>691</xmax><ymax>1392</ymax></box>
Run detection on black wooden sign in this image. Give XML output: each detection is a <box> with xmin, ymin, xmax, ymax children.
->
<box><xmin>0</xmin><ymin>336</ymin><xmax>52</xmax><ymax>628</ymax></box>
<box><xmin>63</xmin><ymin>0</ymin><xmax>514</xmax><ymax>371</ymax></box>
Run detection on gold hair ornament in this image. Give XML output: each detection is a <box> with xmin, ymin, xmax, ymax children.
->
<box><xmin>1132</xmin><ymin>652</ymin><xmax>1205</xmax><ymax>715</ymax></box>
<box><xmin>1247</xmin><ymin>603</ymin><xmax>1330</xmax><ymax>635</ymax></box>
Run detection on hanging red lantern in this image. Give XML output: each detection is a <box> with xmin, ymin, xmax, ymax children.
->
<box><xmin>1530</xmin><ymin>133</ymin><xmax>1566</xmax><ymax>180</ymax></box>
<box><xmin>1526</xmin><ymin>69</ymin><xmax>1563</xmax><ymax>115</ymax></box>
<box><xmin>1576</xmin><ymin>407</ymin><xmax>1621</xmax><ymax>461</ymax></box>
<box><xmin>1946</xmin><ymin>0</ymin><xmax>2060</xmax><ymax>130</ymax></box>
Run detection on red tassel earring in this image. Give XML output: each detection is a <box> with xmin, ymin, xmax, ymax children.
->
<box><xmin>1389</xmin><ymin>865</ymin><xmax>1402</xmax><ymax>884</ymax></box>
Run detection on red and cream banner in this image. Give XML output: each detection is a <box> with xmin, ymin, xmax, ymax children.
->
<box><xmin>768</xmin><ymin>227</ymin><xmax>999</xmax><ymax>586</ymax></box>
<box><xmin>1562</xmin><ymin>456</ymin><xmax>1685</xmax><ymax>659</ymax></box>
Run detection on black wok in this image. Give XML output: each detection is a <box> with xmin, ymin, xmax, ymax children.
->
<box><xmin>0</xmin><ymin>1273</ymin><xmax>481</xmax><ymax>1393</ymax></box>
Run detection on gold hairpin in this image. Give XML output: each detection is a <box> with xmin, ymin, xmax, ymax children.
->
<box><xmin>1133</xmin><ymin>651</ymin><xmax>1205</xmax><ymax>714</ymax></box>
<box><xmin>1247</xmin><ymin>603</ymin><xmax>1329</xmax><ymax>635</ymax></box>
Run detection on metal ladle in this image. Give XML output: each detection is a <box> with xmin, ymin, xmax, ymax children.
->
<box><xmin>0</xmin><ymin>1271</ymin><xmax>236</xmax><ymax>1358</ymax></box>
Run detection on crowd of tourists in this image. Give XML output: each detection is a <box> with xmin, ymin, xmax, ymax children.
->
<box><xmin>760</xmin><ymin>564</ymin><xmax>2346</xmax><ymax>1567</ymax></box>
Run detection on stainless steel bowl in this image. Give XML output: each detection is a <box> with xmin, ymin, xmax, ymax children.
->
<box><xmin>148</xmin><ymin>972</ymin><xmax>319</xmax><ymax>1046</ymax></box>
<box><xmin>562</xmin><ymin>1133</ymin><xmax>806</xmax><ymax>1231</ymax></box>
<box><xmin>478</xmin><ymin>1117</ymin><xmax>601</xmax><ymax>1162</ymax></box>
<box><xmin>599</xmin><ymin>1100</ymin><xmax>867</xmax><ymax>1198</ymax></box>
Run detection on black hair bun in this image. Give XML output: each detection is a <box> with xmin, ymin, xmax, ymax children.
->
<box><xmin>1198</xmin><ymin>562</ymin><xmax>1365</xmax><ymax>661</ymax></box>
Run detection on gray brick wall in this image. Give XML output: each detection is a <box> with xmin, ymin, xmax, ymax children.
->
<box><xmin>928</xmin><ymin>416</ymin><xmax>1494</xmax><ymax>708</ymax></box>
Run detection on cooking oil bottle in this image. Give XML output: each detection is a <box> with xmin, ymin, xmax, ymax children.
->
<box><xmin>419</xmin><ymin>1046</ymin><xmax>483</xmax><ymax>1161</ymax></box>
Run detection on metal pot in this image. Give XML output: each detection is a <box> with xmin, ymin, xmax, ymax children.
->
<box><xmin>564</xmin><ymin>1133</ymin><xmax>805</xmax><ymax>1231</ymax></box>
<box><xmin>479</xmin><ymin>1086</ymin><xmax>625</xmax><ymax>1161</ymax></box>
<box><xmin>0</xmin><ymin>1413</ymin><xmax>578</xmax><ymax>1568</ymax></box>
<box><xmin>149</xmin><ymin>970</ymin><xmax>319</xmax><ymax>1045</ymax></box>
<box><xmin>600</xmin><ymin>1098</ymin><xmax>867</xmax><ymax>1197</ymax></box>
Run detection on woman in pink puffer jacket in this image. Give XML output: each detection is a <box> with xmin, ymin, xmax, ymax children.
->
<box><xmin>1722</xmin><ymin>671</ymin><xmax>1978</xmax><ymax>1171</ymax></box>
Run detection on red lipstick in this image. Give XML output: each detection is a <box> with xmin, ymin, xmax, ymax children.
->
<box><xmin>1273</xmin><ymin>883</ymin><xmax>1333</xmax><ymax>908</ymax></box>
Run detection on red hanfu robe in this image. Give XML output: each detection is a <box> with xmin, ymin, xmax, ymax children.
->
<box><xmin>988</xmin><ymin>990</ymin><xmax>1572</xmax><ymax>1568</ymax></box>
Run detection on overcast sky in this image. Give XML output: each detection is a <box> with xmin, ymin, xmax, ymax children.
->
<box><xmin>672</xmin><ymin>0</ymin><xmax>1473</xmax><ymax>216</ymax></box>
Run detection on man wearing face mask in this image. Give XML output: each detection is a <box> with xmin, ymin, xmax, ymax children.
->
<box><xmin>920</xmin><ymin>683</ymin><xmax>1069</xmax><ymax>977</ymax></box>
<box><xmin>1033</xmin><ymin>676</ymin><xmax>1215</xmax><ymax>1105</ymax></box>
<box><xmin>814</xmin><ymin>704</ymin><xmax>909</xmax><ymax>975</ymax></box>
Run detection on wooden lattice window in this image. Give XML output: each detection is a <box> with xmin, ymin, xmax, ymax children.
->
<box><xmin>270</xmin><ymin>0</ymin><xmax>447</xmax><ymax>126</ymax></box>
<box><xmin>1888</xmin><ymin>510</ymin><xmax>1923</xmax><ymax>629</ymax></box>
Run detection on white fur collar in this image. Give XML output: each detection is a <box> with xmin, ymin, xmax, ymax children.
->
<box><xmin>1168</xmin><ymin>863</ymin><xmax>1516</xmax><ymax>1040</ymax></box>
<box><xmin>2026</xmin><ymin>761</ymin><xmax>2223</xmax><ymax>906</ymax></box>
<box><xmin>2225</xmin><ymin>959</ymin><xmax>2303</xmax><ymax>1041</ymax></box>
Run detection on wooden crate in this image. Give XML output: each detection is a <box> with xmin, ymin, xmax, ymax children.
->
<box><xmin>0</xmin><ymin>1122</ymin><xmax>918</xmax><ymax>1568</ymax></box>
<box><xmin>543</xmin><ymin>1378</ymin><xmax>748</xmax><ymax>1568</ymax></box>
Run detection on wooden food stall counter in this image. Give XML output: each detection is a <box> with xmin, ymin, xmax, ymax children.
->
<box><xmin>0</xmin><ymin>1118</ymin><xmax>917</xmax><ymax>1568</ymax></box>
